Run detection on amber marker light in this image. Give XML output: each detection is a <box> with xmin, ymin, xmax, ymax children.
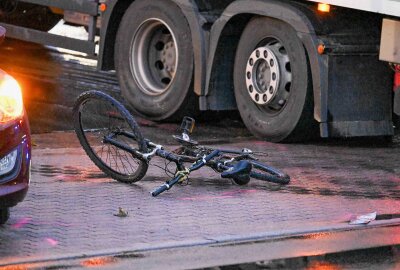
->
<box><xmin>0</xmin><ymin>72</ymin><xmax>23</xmax><ymax>123</ymax></box>
<box><xmin>317</xmin><ymin>44</ymin><xmax>326</xmax><ymax>55</ymax></box>
<box><xmin>318</xmin><ymin>3</ymin><xmax>331</xmax><ymax>13</ymax></box>
<box><xmin>99</xmin><ymin>3</ymin><xmax>107</xmax><ymax>12</ymax></box>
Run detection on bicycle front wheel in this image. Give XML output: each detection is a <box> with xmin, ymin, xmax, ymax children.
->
<box><xmin>73</xmin><ymin>90</ymin><xmax>148</xmax><ymax>183</ymax></box>
<box><xmin>249</xmin><ymin>160</ymin><xmax>290</xmax><ymax>184</ymax></box>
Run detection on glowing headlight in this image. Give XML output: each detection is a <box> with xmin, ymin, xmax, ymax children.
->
<box><xmin>0</xmin><ymin>148</ymin><xmax>18</xmax><ymax>176</ymax></box>
<box><xmin>0</xmin><ymin>73</ymin><xmax>23</xmax><ymax>123</ymax></box>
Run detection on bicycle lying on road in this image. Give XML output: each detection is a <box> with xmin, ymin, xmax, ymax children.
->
<box><xmin>72</xmin><ymin>90</ymin><xmax>290</xmax><ymax>196</ymax></box>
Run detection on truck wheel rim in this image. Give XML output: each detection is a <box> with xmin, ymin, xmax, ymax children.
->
<box><xmin>131</xmin><ymin>19</ymin><xmax>178</xmax><ymax>96</ymax></box>
<box><xmin>245</xmin><ymin>38</ymin><xmax>292</xmax><ymax>113</ymax></box>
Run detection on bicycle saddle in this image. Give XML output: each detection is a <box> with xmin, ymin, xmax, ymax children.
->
<box><xmin>221</xmin><ymin>160</ymin><xmax>252</xmax><ymax>179</ymax></box>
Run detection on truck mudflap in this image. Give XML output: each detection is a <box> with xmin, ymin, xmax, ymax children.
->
<box><xmin>317</xmin><ymin>45</ymin><xmax>394</xmax><ymax>138</ymax></box>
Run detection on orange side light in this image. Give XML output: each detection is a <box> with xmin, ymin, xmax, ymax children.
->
<box><xmin>318</xmin><ymin>3</ymin><xmax>331</xmax><ymax>13</ymax></box>
<box><xmin>99</xmin><ymin>3</ymin><xmax>107</xmax><ymax>12</ymax></box>
<box><xmin>317</xmin><ymin>44</ymin><xmax>325</xmax><ymax>55</ymax></box>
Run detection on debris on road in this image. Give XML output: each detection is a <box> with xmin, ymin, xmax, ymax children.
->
<box><xmin>349</xmin><ymin>212</ymin><xmax>377</xmax><ymax>225</ymax></box>
<box><xmin>113</xmin><ymin>207</ymin><xmax>128</xmax><ymax>218</ymax></box>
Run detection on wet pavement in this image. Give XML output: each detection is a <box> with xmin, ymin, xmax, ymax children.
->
<box><xmin>0</xmin><ymin>36</ymin><xmax>399</xmax><ymax>269</ymax></box>
<box><xmin>0</xmin><ymin>131</ymin><xmax>398</xmax><ymax>267</ymax></box>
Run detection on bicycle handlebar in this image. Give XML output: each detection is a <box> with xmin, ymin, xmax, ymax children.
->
<box><xmin>151</xmin><ymin>183</ymin><xmax>170</xmax><ymax>196</ymax></box>
<box><xmin>151</xmin><ymin>174</ymin><xmax>184</xmax><ymax>197</ymax></box>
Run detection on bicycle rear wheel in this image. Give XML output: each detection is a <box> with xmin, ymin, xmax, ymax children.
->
<box><xmin>249</xmin><ymin>160</ymin><xmax>290</xmax><ymax>184</ymax></box>
<box><xmin>73</xmin><ymin>90</ymin><xmax>148</xmax><ymax>183</ymax></box>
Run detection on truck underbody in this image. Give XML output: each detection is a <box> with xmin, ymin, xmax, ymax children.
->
<box><xmin>0</xmin><ymin>0</ymin><xmax>399</xmax><ymax>142</ymax></box>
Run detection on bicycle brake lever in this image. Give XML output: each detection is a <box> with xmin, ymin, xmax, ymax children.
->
<box><xmin>247</xmin><ymin>154</ymin><xmax>259</xmax><ymax>161</ymax></box>
<box><xmin>241</xmin><ymin>148</ymin><xmax>258</xmax><ymax>160</ymax></box>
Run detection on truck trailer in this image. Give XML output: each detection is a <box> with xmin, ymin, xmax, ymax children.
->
<box><xmin>1</xmin><ymin>0</ymin><xmax>399</xmax><ymax>142</ymax></box>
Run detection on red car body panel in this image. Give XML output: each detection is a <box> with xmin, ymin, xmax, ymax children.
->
<box><xmin>0</xmin><ymin>113</ymin><xmax>31</xmax><ymax>208</ymax></box>
<box><xmin>0</xmin><ymin>26</ymin><xmax>31</xmax><ymax>211</ymax></box>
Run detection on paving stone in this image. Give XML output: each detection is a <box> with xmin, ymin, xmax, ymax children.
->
<box><xmin>0</xmin><ymin>134</ymin><xmax>399</xmax><ymax>265</ymax></box>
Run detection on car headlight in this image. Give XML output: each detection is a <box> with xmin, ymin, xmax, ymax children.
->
<box><xmin>0</xmin><ymin>73</ymin><xmax>23</xmax><ymax>123</ymax></box>
<box><xmin>0</xmin><ymin>148</ymin><xmax>18</xmax><ymax>176</ymax></box>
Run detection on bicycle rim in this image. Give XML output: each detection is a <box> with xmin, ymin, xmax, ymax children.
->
<box><xmin>73</xmin><ymin>91</ymin><xmax>148</xmax><ymax>182</ymax></box>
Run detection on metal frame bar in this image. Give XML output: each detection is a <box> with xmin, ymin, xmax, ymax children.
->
<box><xmin>18</xmin><ymin>0</ymin><xmax>99</xmax><ymax>15</ymax></box>
<box><xmin>0</xmin><ymin>0</ymin><xmax>100</xmax><ymax>55</ymax></box>
<box><xmin>306</xmin><ymin>0</ymin><xmax>400</xmax><ymax>17</ymax></box>
<box><xmin>0</xmin><ymin>23</ymin><xmax>96</xmax><ymax>55</ymax></box>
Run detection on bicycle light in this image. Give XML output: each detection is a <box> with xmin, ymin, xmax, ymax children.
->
<box><xmin>180</xmin><ymin>116</ymin><xmax>195</xmax><ymax>135</ymax></box>
<box><xmin>0</xmin><ymin>72</ymin><xmax>23</xmax><ymax>124</ymax></box>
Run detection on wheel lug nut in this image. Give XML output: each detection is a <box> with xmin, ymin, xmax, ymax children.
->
<box><xmin>269</xmin><ymin>86</ymin><xmax>274</xmax><ymax>94</ymax></box>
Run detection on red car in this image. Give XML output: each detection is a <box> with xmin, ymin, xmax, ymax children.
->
<box><xmin>0</xmin><ymin>26</ymin><xmax>31</xmax><ymax>224</ymax></box>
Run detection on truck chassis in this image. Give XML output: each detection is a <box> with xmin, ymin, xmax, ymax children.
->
<box><xmin>0</xmin><ymin>0</ymin><xmax>399</xmax><ymax>142</ymax></box>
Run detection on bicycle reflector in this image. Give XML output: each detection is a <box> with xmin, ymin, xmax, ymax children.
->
<box><xmin>0</xmin><ymin>72</ymin><xmax>23</xmax><ymax>123</ymax></box>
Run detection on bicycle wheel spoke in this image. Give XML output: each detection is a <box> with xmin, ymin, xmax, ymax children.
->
<box><xmin>74</xmin><ymin>91</ymin><xmax>148</xmax><ymax>182</ymax></box>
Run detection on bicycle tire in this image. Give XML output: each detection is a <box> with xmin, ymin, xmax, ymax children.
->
<box><xmin>249</xmin><ymin>160</ymin><xmax>290</xmax><ymax>184</ymax></box>
<box><xmin>73</xmin><ymin>90</ymin><xmax>149</xmax><ymax>183</ymax></box>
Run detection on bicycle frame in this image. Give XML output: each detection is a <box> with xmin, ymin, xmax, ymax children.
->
<box><xmin>102</xmin><ymin>130</ymin><xmax>262</xmax><ymax>196</ymax></box>
<box><xmin>73</xmin><ymin>90</ymin><xmax>290</xmax><ymax>197</ymax></box>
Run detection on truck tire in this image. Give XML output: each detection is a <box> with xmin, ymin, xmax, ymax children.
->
<box><xmin>115</xmin><ymin>0</ymin><xmax>197</xmax><ymax>121</ymax></box>
<box><xmin>234</xmin><ymin>17</ymin><xmax>317</xmax><ymax>142</ymax></box>
<box><xmin>0</xmin><ymin>3</ymin><xmax>61</xmax><ymax>32</ymax></box>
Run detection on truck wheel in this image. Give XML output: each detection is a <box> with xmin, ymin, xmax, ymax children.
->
<box><xmin>115</xmin><ymin>0</ymin><xmax>197</xmax><ymax>121</ymax></box>
<box><xmin>234</xmin><ymin>17</ymin><xmax>316</xmax><ymax>142</ymax></box>
<box><xmin>0</xmin><ymin>208</ymin><xmax>10</xmax><ymax>225</ymax></box>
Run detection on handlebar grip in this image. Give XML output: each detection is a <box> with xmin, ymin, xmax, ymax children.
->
<box><xmin>151</xmin><ymin>183</ymin><xmax>170</xmax><ymax>197</ymax></box>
